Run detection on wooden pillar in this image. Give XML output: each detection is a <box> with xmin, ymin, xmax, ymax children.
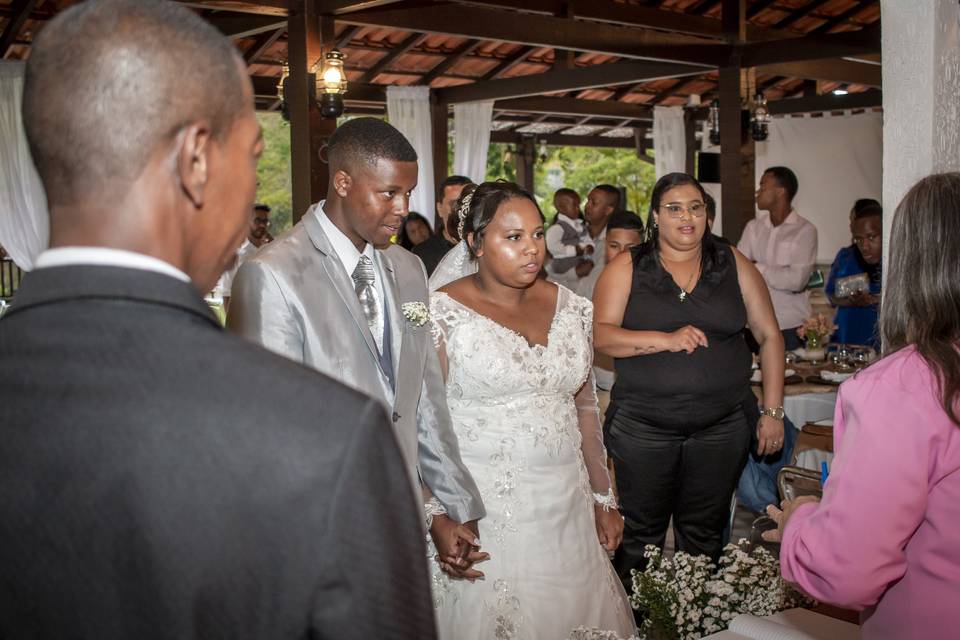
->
<box><xmin>719</xmin><ymin>0</ymin><xmax>753</xmax><ymax>244</ymax></box>
<box><xmin>430</xmin><ymin>95</ymin><xmax>449</xmax><ymax>231</ymax></box>
<box><xmin>288</xmin><ymin>1</ymin><xmax>337</xmax><ymax>223</ymax></box>
<box><xmin>515</xmin><ymin>136</ymin><xmax>536</xmax><ymax>194</ymax></box>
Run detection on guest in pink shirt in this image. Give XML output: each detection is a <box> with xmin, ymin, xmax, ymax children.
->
<box><xmin>764</xmin><ymin>172</ymin><xmax>960</xmax><ymax>639</ymax></box>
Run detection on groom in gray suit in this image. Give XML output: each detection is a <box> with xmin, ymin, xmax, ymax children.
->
<box><xmin>229</xmin><ymin>118</ymin><xmax>486</xmax><ymax>576</ymax></box>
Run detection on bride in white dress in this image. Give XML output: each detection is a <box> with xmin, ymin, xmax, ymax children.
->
<box><xmin>427</xmin><ymin>182</ymin><xmax>636</xmax><ymax>639</ymax></box>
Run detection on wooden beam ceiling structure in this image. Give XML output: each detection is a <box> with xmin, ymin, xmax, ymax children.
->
<box><xmin>0</xmin><ymin>0</ymin><xmax>39</xmax><ymax>58</ymax></box>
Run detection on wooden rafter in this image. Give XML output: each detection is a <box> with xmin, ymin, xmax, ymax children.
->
<box><xmin>745</xmin><ymin>0</ymin><xmax>780</xmax><ymax>20</ymax></box>
<box><xmin>243</xmin><ymin>27</ymin><xmax>284</xmax><ymax>63</ymax></box>
<box><xmin>0</xmin><ymin>0</ymin><xmax>39</xmax><ymax>58</ymax></box>
<box><xmin>336</xmin><ymin>25</ymin><xmax>361</xmax><ymax>49</ymax></box>
<box><xmin>357</xmin><ymin>31</ymin><xmax>426</xmax><ymax>83</ymax></box>
<box><xmin>436</xmin><ymin>59</ymin><xmax>704</xmax><ymax>103</ymax></box>
<box><xmin>481</xmin><ymin>46</ymin><xmax>536</xmax><ymax>81</ymax></box>
<box><xmin>418</xmin><ymin>39</ymin><xmax>481</xmax><ymax>85</ymax></box>
<box><xmin>651</xmin><ymin>76</ymin><xmax>703</xmax><ymax>104</ymax></box>
<box><xmin>738</xmin><ymin>24</ymin><xmax>879</xmax><ymax>67</ymax></box>
<box><xmin>773</xmin><ymin>0</ymin><xmax>833</xmax><ymax>30</ymax></box>
<box><xmin>688</xmin><ymin>0</ymin><xmax>719</xmax><ymax>16</ymax></box>
<box><xmin>810</xmin><ymin>1</ymin><xmax>876</xmax><ymax>35</ymax></box>
<box><xmin>337</xmin><ymin>4</ymin><xmax>728</xmax><ymax>65</ymax></box>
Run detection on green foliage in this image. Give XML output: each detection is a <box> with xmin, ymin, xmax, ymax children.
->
<box><xmin>485</xmin><ymin>143</ymin><xmax>655</xmax><ymax>225</ymax></box>
<box><xmin>255</xmin><ymin>112</ymin><xmax>293</xmax><ymax>234</ymax></box>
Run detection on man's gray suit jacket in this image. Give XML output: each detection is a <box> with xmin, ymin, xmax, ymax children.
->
<box><xmin>229</xmin><ymin>205</ymin><xmax>484</xmax><ymax>524</ymax></box>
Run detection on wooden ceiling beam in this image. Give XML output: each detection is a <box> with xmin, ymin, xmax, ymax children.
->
<box><xmin>745</xmin><ymin>0</ymin><xmax>780</xmax><ymax>20</ymax></box>
<box><xmin>773</xmin><ymin>0</ymin><xmax>832</xmax><ymax>30</ymax></box>
<box><xmin>243</xmin><ymin>26</ymin><xmax>284</xmax><ymax>63</ymax></box>
<box><xmin>493</xmin><ymin>96</ymin><xmax>653</xmax><ymax>120</ymax></box>
<box><xmin>250</xmin><ymin>75</ymin><xmax>387</xmax><ymax>101</ymax></box>
<box><xmin>0</xmin><ymin>0</ymin><xmax>40</xmax><ymax>57</ymax></box>
<box><xmin>757</xmin><ymin>58</ymin><xmax>880</xmax><ymax>86</ymax></box>
<box><xmin>491</xmin><ymin>130</ymin><xmax>634</xmax><ymax>149</ymax></box>
<box><xmin>317</xmin><ymin>0</ymin><xmax>410</xmax><ymax>14</ymax></box>
<box><xmin>337</xmin><ymin>4</ymin><xmax>729</xmax><ymax>65</ymax></box>
<box><xmin>436</xmin><ymin>59</ymin><xmax>705</xmax><ymax>103</ymax></box>
<box><xmin>739</xmin><ymin>24</ymin><xmax>879</xmax><ymax>67</ymax></box>
<box><xmin>418</xmin><ymin>38</ymin><xmax>481</xmax><ymax>85</ymax></box>
<box><xmin>336</xmin><ymin>25</ymin><xmax>361</xmax><ymax>48</ymax></box>
<box><xmin>810</xmin><ymin>1</ymin><xmax>876</xmax><ymax>35</ymax></box>
<box><xmin>204</xmin><ymin>13</ymin><xmax>286</xmax><ymax>38</ymax></box>
<box><xmin>767</xmin><ymin>88</ymin><xmax>881</xmax><ymax>115</ymax></box>
<box><xmin>356</xmin><ymin>31</ymin><xmax>427</xmax><ymax>82</ymax></box>
<box><xmin>481</xmin><ymin>46</ymin><xmax>536</xmax><ymax>81</ymax></box>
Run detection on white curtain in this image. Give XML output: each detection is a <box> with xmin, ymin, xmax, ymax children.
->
<box><xmin>653</xmin><ymin>105</ymin><xmax>686</xmax><ymax>179</ymax></box>
<box><xmin>386</xmin><ymin>85</ymin><xmax>435</xmax><ymax>229</ymax></box>
<box><xmin>453</xmin><ymin>100</ymin><xmax>493</xmax><ymax>184</ymax></box>
<box><xmin>755</xmin><ymin>111</ymin><xmax>883</xmax><ymax>263</ymax></box>
<box><xmin>0</xmin><ymin>61</ymin><xmax>48</xmax><ymax>270</ymax></box>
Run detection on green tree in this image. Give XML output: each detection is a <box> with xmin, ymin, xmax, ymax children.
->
<box><xmin>255</xmin><ymin>112</ymin><xmax>293</xmax><ymax>234</ymax></box>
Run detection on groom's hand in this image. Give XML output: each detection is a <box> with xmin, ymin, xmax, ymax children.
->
<box><xmin>430</xmin><ymin>514</ymin><xmax>489</xmax><ymax>580</ymax></box>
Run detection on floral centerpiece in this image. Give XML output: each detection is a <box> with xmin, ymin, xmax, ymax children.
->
<box><xmin>570</xmin><ymin>541</ymin><xmax>812</xmax><ymax>640</ymax></box>
<box><xmin>796</xmin><ymin>313</ymin><xmax>837</xmax><ymax>361</ymax></box>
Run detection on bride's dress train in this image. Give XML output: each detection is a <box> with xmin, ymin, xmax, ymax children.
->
<box><xmin>428</xmin><ymin>286</ymin><xmax>636</xmax><ymax>640</ymax></box>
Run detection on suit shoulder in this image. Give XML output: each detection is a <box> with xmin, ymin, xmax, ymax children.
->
<box><xmin>243</xmin><ymin>222</ymin><xmax>311</xmax><ymax>269</ymax></box>
<box><xmin>383</xmin><ymin>244</ymin><xmax>428</xmax><ymax>280</ymax></box>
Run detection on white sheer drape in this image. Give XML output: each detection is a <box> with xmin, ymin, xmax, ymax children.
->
<box><xmin>453</xmin><ymin>100</ymin><xmax>493</xmax><ymax>184</ymax></box>
<box><xmin>653</xmin><ymin>105</ymin><xmax>685</xmax><ymax>179</ymax></box>
<box><xmin>386</xmin><ymin>85</ymin><xmax>435</xmax><ymax>229</ymax></box>
<box><xmin>0</xmin><ymin>61</ymin><xmax>48</xmax><ymax>270</ymax></box>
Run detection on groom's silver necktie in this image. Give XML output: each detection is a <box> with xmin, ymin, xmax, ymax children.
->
<box><xmin>351</xmin><ymin>255</ymin><xmax>379</xmax><ymax>329</ymax></box>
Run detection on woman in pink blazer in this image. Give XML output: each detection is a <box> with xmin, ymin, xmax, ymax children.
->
<box><xmin>764</xmin><ymin>173</ymin><xmax>960</xmax><ymax>639</ymax></box>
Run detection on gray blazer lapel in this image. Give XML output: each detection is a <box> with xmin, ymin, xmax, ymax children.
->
<box><xmin>303</xmin><ymin>212</ymin><xmax>381</xmax><ymax>363</ymax></box>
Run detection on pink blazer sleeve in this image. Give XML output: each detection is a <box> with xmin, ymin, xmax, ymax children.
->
<box><xmin>779</xmin><ymin>356</ymin><xmax>935</xmax><ymax>609</ymax></box>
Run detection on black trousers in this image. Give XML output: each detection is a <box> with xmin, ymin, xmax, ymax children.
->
<box><xmin>608</xmin><ymin>406</ymin><xmax>751</xmax><ymax>590</ymax></box>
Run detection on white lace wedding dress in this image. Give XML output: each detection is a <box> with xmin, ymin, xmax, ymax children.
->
<box><xmin>428</xmin><ymin>285</ymin><xmax>636</xmax><ymax>640</ymax></box>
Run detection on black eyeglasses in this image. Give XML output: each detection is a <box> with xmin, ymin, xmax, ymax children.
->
<box><xmin>253</xmin><ymin>217</ymin><xmax>271</xmax><ymax>226</ymax></box>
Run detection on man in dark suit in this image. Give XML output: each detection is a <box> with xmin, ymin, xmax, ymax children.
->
<box><xmin>0</xmin><ymin>2</ymin><xmax>435</xmax><ymax>639</ymax></box>
<box><xmin>412</xmin><ymin>175</ymin><xmax>472</xmax><ymax>275</ymax></box>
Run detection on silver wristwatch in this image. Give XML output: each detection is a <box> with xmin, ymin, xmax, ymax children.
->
<box><xmin>761</xmin><ymin>406</ymin><xmax>785</xmax><ymax>420</ymax></box>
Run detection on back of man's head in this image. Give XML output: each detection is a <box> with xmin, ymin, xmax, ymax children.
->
<box><xmin>438</xmin><ymin>175</ymin><xmax>472</xmax><ymax>203</ymax></box>
<box><xmin>23</xmin><ymin>0</ymin><xmax>246</xmax><ymax>207</ymax></box>
<box><xmin>764</xmin><ymin>167</ymin><xmax>799</xmax><ymax>203</ymax></box>
<box><xmin>606</xmin><ymin>210</ymin><xmax>644</xmax><ymax>233</ymax></box>
<box><xmin>327</xmin><ymin>117</ymin><xmax>417</xmax><ymax>174</ymax></box>
<box><xmin>593</xmin><ymin>184</ymin><xmax>621</xmax><ymax>210</ymax></box>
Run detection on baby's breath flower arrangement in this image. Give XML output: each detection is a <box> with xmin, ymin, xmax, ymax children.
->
<box><xmin>628</xmin><ymin>541</ymin><xmax>812</xmax><ymax>640</ymax></box>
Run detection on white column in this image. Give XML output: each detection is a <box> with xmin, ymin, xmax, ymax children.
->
<box><xmin>881</xmin><ymin>0</ymin><xmax>960</xmax><ymax>254</ymax></box>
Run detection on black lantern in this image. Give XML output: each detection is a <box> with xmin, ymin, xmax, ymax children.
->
<box><xmin>708</xmin><ymin>102</ymin><xmax>721</xmax><ymax>146</ymax></box>
<box><xmin>277</xmin><ymin>49</ymin><xmax>348</xmax><ymax>120</ymax></box>
<box><xmin>316</xmin><ymin>49</ymin><xmax>347</xmax><ymax>119</ymax></box>
<box><xmin>750</xmin><ymin>93</ymin><xmax>770</xmax><ymax>142</ymax></box>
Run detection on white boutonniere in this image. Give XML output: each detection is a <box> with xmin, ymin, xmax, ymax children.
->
<box><xmin>401</xmin><ymin>301</ymin><xmax>429</xmax><ymax>327</ymax></box>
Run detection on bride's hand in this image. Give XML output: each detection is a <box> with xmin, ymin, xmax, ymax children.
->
<box><xmin>430</xmin><ymin>515</ymin><xmax>490</xmax><ymax>580</ymax></box>
<box><xmin>594</xmin><ymin>506</ymin><xmax>624</xmax><ymax>552</ymax></box>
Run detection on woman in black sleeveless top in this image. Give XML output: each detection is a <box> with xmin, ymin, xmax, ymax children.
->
<box><xmin>593</xmin><ymin>173</ymin><xmax>785</xmax><ymax>583</ymax></box>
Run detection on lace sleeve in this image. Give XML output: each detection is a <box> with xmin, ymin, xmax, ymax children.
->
<box><xmin>429</xmin><ymin>297</ymin><xmax>453</xmax><ymax>381</ymax></box>
<box><xmin>572</xmin><ymin>292</ymin><xmax>617</xmax><ymax>510</ymax></box>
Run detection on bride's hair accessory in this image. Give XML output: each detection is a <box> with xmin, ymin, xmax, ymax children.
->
<box><xmin>456</xmin><ymin>190</ymin><xmax>475</xmax><ymax>241</ymax></box>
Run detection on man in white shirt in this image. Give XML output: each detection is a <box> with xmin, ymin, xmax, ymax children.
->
<box><xmin>738</xmin><ymin>166</ymin><xmax>818</xmax><ymax>350</ymax></box>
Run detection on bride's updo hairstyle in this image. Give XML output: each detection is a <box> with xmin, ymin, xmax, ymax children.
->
<box><xmin>452</xmin><ymin>180</ymin><xmax>544</xmax><ymax>260</ymax></box>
